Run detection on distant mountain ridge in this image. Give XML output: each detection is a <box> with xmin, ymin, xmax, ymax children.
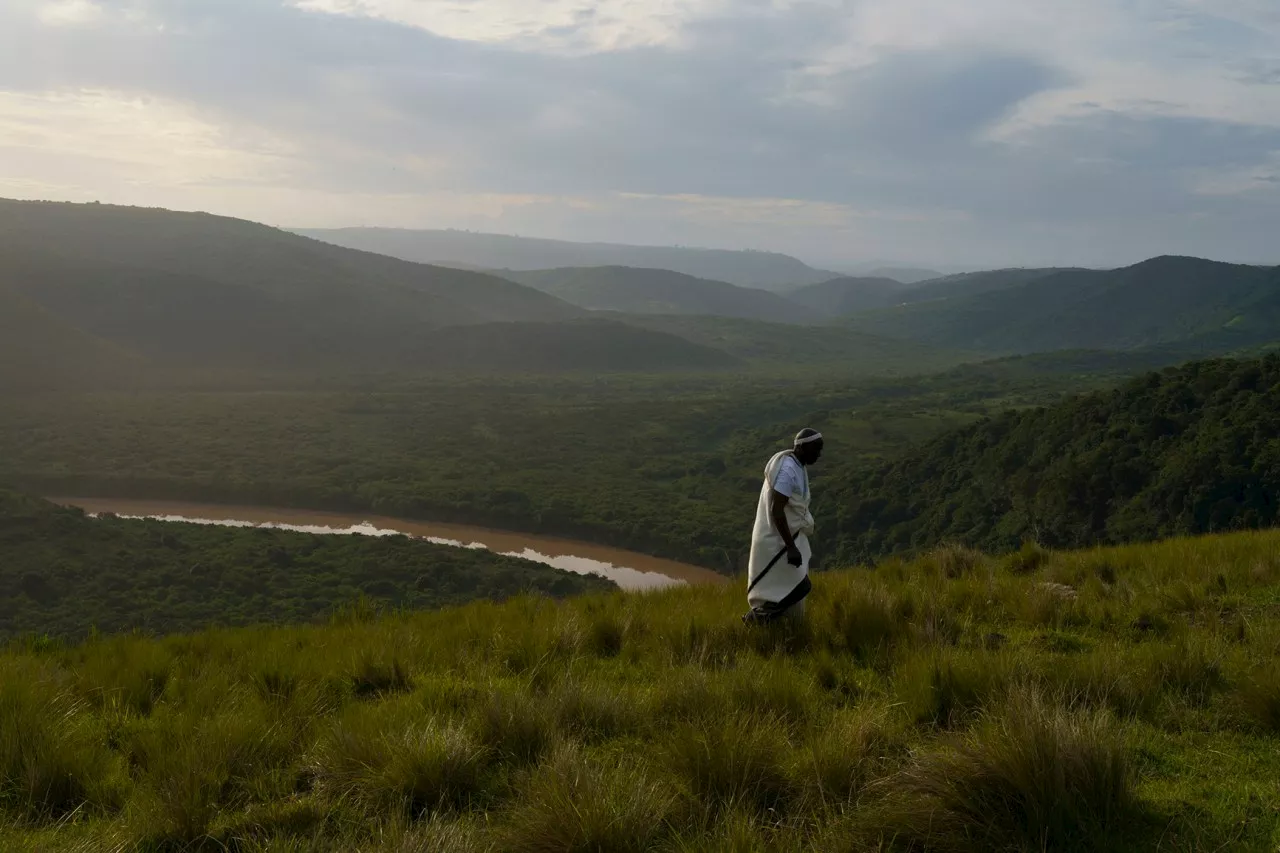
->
<box><xmin>785</xmin><ymin>276</ymin><xmax>907</xmax><ymax>317</ymax></box>
<box><xmin>844</xmin><ymin>256</ymin><xmax>1280</xmax><ymax>354</ymax></box>
<box><xmin>500</xmin><ymin>266</ymin><xmax>821</xmax><ymax>324</ymax></box>
<box><xmin>0</xmin><ymin>199</ymin><xmax>736</xmax><ymax>378</ymax></box>
<box><xmin>294</xmin><ymin>227</ymin><xmax>838</xmax><ymax>289</ymax></box>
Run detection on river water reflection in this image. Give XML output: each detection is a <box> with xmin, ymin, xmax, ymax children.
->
<box><xmin>55</xmin><ymin>498</ymin><xmax>729</xmax><ymax>592</ymax></box>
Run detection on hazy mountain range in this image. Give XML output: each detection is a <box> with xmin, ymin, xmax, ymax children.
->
<box><xmin>6</xmin><ymin>198</ymin><xmax>1280</xmax><ymax>389</ymax></box>
<box><xmin>294</xmin><ymin>227</ymin><xmax>839</xmax><ymax>290</ymax></box>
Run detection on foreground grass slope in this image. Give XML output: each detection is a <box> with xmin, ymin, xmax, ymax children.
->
<box><xmin>5</xmin><ymin>530</ymin><xmax>1280</xmax><ymax>850</ymax></box>
<box><xmin>0</xmin><ymin>492</ymin><xmax>612</xmax><ymax>639</ymax></box>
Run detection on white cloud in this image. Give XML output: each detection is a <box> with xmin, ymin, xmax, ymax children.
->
<box><xmin>35</xmin><ymin>0</ymin><xmax>104</xmax><ymax>27</ymax></box>
<box><xmin>0</xmin><ymin>0</ymin><xmax>1277</xmax><ymax>265</ymax></box>
<box><xmin>292</xmin><ymin>0</ymin><xmax>731</xmax><ymax>51</ymax></box>
<box><xmin>0</xmin><ymin>89</ymin><xmax>296</xmax><ymax>190</ymax></box>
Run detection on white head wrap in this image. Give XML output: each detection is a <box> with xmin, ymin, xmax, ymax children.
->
<box><xmin>794</xmin><ymin>431</ymin><xmax>824</xmax><ymax>446</ymax></box>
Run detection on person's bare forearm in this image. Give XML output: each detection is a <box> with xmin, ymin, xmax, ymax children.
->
<box><xmin>770</xmin><ymin>496</ymin><xmax>797</xmax><ymax>551</ymax></box>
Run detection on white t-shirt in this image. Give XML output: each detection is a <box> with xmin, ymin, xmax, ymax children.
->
<box><xmin>771</xmin><ymin>455</ymin><xmax>807</xmax><ymax>502</ymax></box>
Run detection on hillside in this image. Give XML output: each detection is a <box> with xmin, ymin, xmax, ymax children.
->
<box><xmin>0</xmin><ymin>491</ymin><xmax>610</xmax><ymax>639</ymax></box>
<box><xmin>400</xmin><ymin>319</ymin><xmax>738</xmax><ymax>372</ymax></box>
<box><xmin>295</xmin><ymin>227</ymin><xmax>836</xmax><ymax>289</ymax></box>
<box><xmin>610</xmin><ymin>313</ymin><xmax>971</xmax><ymax>372</ymax></box>
<box><xmin>498</xmin><ymin>266</ymin><xmax>821</xmax><ymax>324</ymax></box>
<box><xmin>899</xmin><ymin>267</ymin><xmax>1082</xmax><ymax>305</ymax></box>
<box><xmin>845</xmin><ymin>256</ymin><xmax>1280</xmax><ymax>354</ymax></box>
<box><xmin>864</xmin><ymin>265</ymin><xmax>944</xmax><ymax>283</ymax></box>
<box><xmin>0</xmin><ymin>285</ymin><xmax>143</xmax><ymax>392</ymax></box>
<box><xmin>821</xmin><ymin>354</ymin><xmax>1280</xmax><ymax>565</ymax></box>
<box><xmin>0</xmin><ymin>199</ymin><xmax>589</xmax><ymax>373</ymax></box>
<box><xmin>785</xmin><ymin>276</ymin><xmax>906</xmax><ymax>317</ymax></box>
<box><xmin>4</xmin><ymin>530</ymin><xmax>1278</xmax><ymax>849</ymax></box>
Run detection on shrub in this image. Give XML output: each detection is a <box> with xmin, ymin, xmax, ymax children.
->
<box><xmin>870</xmin><ymin>689</ymin><xmax>1138</xmax><ymax>851</ymax></box>
<box><xmin>499</xmin><ymin>743</ymin><xmax>677</xmax><ymax>853</ymax></box>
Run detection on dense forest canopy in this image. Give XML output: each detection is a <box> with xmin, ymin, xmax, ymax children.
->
<box><xmin>821</xmin><ymin>355</ymin><xmax>1280</xmax><ymax>564</ymax></box>
<box><xmin>0</xmin><ymin>491</ymin><xmax>610</xmax><ymax>639</ymax></box>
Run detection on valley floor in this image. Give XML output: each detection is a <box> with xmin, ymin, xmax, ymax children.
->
<box><xmin>5</xmin><ymin>529</ymin><xmax>1280</xmax><ymax>851</ymax></box>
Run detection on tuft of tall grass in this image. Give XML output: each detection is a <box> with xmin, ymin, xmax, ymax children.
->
<box><xmin>549</xmin><ymin>679</ymin><xmax>638</xmax><ymax>742</ymax></box>
<box><xmin>927</xmin><ymin>544</ymin><xmax>986</xmax><ymax>579</ymax></box>
<box><xmin>1237</xmin><ymin>662</ymin><xmax>1280</xmax><ymax>732</ymax></box>
<box><xmin>868</xmin><ymin>688</ymin><xmax>1138</xmax><ymax>852</ymax></box>
<box><xmin>648</xmin><ymin>667</ymin><xmax>728</xmax><ymax>726</ymax></box>
<box><xmin>663</xmin><ymin>714</ymin><xmax>792</xmax><ymax>814</ymax></box>
<box><xmin>1004</xmin><ymin>540</ymin><xmax>1050</xmax><ymax>575</ymax></box>
<box><xmin>309</xmin><ymin>704</ymin><xmax>491</xmax><ymax>817</ymax></box>
<box><xmin>0</xmin><ymin>668</ymin><xmax>121</xmax><ymax>823</ymax></box>
<box><xmin>723</xmin><ymin>658</ymin><xmax>819</xmax><ymax>730</ymax></box>
<box><xmin>895</xmin><ymin>648</ymin><xmax>1013</xmax><ymax>727</ymax></box>
<box><xmin>470</xmin><ymin>687</ymin><xmax>553</xmax><ymax>765</ymax></box>
<box><xmin>347</xmin><ymin>651</ymin><xmax>413</xmax><ymax>698</ymax></box>
<box><xmin>498</xmin><ymin>743</ymin><xmax>677</xmax><ymax>853</ymax></box>
<box><xmin>813</xmin><ymin>581</ymin><xmax>909</xmax><ymax>664</ymax></box>
<box><xmin>367</xmin><ymin>816</ymin><xmax>496</xmax><ymax>853</ymax></box>
<box><xmin>792</xmin><ymin>706</ymin><xmax>905</xmax><ymax>812</ymax></box>
<box><xmin>587</xmin><ymin>612</ymin><xmax>627</xmax><ymax>658</ymax></box>
<box><xmin>130</xmin><ymin>698</ymin><xmax>305</xmax><ymax>844</ymax></box>
<box><xmin>72</xmin><ymin>639</ymin><xmax>174</xmax><ymax>716</ymax></box>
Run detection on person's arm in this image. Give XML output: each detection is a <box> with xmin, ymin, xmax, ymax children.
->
<box><xmin>769</xmin><ymin>490</ymin><xmax>804</xmax><ymax>566</ymax></box>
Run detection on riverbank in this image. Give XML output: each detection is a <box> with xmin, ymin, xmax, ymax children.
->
<box><xmin>53</xmin><ymin>497</ymin><xmax>729</xmax><ymax>592</ymax></box>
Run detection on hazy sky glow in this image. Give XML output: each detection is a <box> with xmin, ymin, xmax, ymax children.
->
<box><xmin>2</xmin><ymin>0</ymin><xmax>1278</xmax><ymax>267</ymax></box>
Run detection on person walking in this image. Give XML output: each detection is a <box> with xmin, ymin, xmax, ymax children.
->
<box><xmin>743</xmin><ymin>428</ymin><xmax>823</xmax><ymax>624</ymax></box>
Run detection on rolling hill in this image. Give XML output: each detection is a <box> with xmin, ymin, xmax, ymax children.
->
<box><xmin>864</xmin><ymin>266</ymin><xmax>944</xmax><ymax>284</ymax></box>
<box><xmin>499</xmin><ymin>266</ymin><xmax>821</xmax><ymax>324</ymax></box>
<box><xmin>609</xmin><ymin>313</ymin><xmax>971</xmax><ymax>373</ymax></box>
<box><xmin>295</xmin><ymin>227</ymin><xmax>837</xmax><ymax>289</ymax></box>
<box><xmin>845</xmin><ymin>256</ymin><xmax>1280</xmax><ymax>354</ymax></box>
<box><xmin>400</xmin><ymin>319</ymin><xmax>738</xmax><ymax>372</ymax></box>
<box><xmin>821</xmin><ymin>354</ymin><xmax>1280</xmax><ymax>564</ymax></box>
<box><xmin>785</xmin><ymin>276</ymin><xmax>906</xmax><ymax>316</ymax></box>
<box><xmin>0</xmin><ymin>200</ymin><xmax>751</xmax><ymax>377</ymax></box>
<box><xmin>0</xmin><ymin>285</ymin><xmax>143</xmax><ymax>392</ymax></box>
<box><xmin>898</xmin><ymin>267</ymin><xmax>1083</xmax><ymax>305</ymax></box>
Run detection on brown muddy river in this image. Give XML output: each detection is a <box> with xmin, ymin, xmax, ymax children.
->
<box><xmin>55</xmin><ymin>498</ymin><xmax>729</xmax><ymax>592</ymax></box>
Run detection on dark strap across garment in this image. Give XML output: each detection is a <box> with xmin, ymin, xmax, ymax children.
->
<box><xmin>743</xmin><ymin>575</ymin><xmax>812</xmax><ymax>625</ymax></box>
<box><xmin>747</xmin><ymin>546</ymin><xmax>790</xmax><ymax>595</ymax></box>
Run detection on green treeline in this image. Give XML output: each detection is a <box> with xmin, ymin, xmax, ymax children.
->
<box><xmin>823</xmin><ymin>355</ymin><xmax>1280</xmax><ymax>563</ymax></box>
<box><xmin>0</xmin><ymin>492</ymin><xmax>611</xmax><ymax>640</ymax></box>
<box><xmin>5</xmin><ymin>353</ymin><xmax>1280</xmax><ymax>579</ymax></box>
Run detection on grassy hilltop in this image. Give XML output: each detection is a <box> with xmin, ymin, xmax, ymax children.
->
<box><xmin>5</xmin><ymin>531</ymin><xmax>1280</xmax><ymax>850</ymax></box>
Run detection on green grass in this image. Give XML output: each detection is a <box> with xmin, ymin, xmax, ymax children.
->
<box><xmin>6</xmin><ymin>529</ymin><xmax>1280</xmax><ymax>850</ymax></box>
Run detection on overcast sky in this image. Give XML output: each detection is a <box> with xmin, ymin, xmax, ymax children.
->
<box><xmin>2</xmin><ymin>0</ymin><xmax>1278</xmax><ymax>268</ymax></box>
